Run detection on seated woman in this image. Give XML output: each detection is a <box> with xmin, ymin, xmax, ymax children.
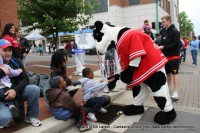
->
<box><xmin>50</xmin><ymin>51</ymin><xmax>80</xmax><ymax>97</ymax></box>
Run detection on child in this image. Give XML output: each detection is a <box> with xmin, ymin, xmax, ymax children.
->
<box><xmin>46</xmin><ymin>76</ymin><xmax>90</xmax><ymax>132</ymax></box>
<box><xmin>0</xmin><ymin>39</ymin><xmax>23</xmax><ymax>118</ymax></box>
<box><xmin>80</xmin><ymin>68</ymin><xmax>115</xmax><ymax>122</ymax></box>
<box><xmin>141</xmin><ymin>20</ymin><xmax>152</xmax><ymax>31</ymax></box>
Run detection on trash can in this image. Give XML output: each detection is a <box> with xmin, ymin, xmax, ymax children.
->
<box><xmin>72</xmin><ymin>49</ymin><xmax>86</xmax><ymax>76</ymax></box>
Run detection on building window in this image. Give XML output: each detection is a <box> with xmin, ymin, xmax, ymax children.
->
<box><xmin>166</xmin><ymin>0</ymin><xmax>170</xmax><ymax>14</ymax></box>
<box><xmin>129</xmin><ymin>0</ymin><xmax>140</xmax><ymax>5</ymax></box>
<box><xmin>174</xmin><ymin>5</ymin><xmax>178</xmax><ymax>18</ymax></box>
<box><xmin>85</xmin><ymin>0</ymin><xmax>108</xmax><ymax>14</ymax></box>
<box><xmin>160</xmin><ymin>0</ymin><xmax>164</xmax><ymax>8</ymax></box>
<box><xmin>94</xmin><ymin>0</ymin><xmax>108</xmax><ymax>14</ymax></box>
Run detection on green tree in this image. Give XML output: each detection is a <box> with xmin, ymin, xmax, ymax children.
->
<box><xmin>17</xmin><ymin>0</ymin><xmax>99</xmax><ymax>48</ymax></box>
<box><xmin>179</xmin><ymin>11</ymin><xmax>194</xmax><ymax>36</ymax></box>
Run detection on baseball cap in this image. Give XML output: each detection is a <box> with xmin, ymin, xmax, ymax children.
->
<box><xmin>0</xmin><ymin>39</ymin><xmax>13</xmax><ymax>49</ymax></box>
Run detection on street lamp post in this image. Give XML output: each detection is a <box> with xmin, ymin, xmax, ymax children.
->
<box><xmin>155</xmin><ymin>0</ymin><xmax>159</xmax><ymax>33</ymax></box>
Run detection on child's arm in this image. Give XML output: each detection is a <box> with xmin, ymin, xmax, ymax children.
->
<box><xmin>90</xmin><ymin>78</ymin><xmax>115</xmax><ymax>91</ymax></box>
<box><xmin>8</xmin><ymin>66</ymin><xmax>23</xmax><ymax>78</ymax></box>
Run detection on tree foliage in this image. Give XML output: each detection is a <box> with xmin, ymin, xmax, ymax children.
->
<box><xmin>179</xmin><ymin>11</ymin><xmax>194</xmax><ymax>36</ymax></box>
<box><xmin>17</xmin><ymin>0</ymin><xmax>99</xmax><ymax>47</ymax></box>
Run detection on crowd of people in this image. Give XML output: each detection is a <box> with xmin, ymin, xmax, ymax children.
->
<box><xmin>0</xmin><ymin>15</ymin><xmax>200</xmax><ymax>132</ymax></box>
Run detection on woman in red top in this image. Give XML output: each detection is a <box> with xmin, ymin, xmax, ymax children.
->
<box><xmin>182</xmin><ymin>37</ymin><xmax>188</xmax><ymax>62</ymax></box>
<box><xmin>1</xmin><ymin>23</ymin><xmax>21</xmax><ymax>59</ymax></box>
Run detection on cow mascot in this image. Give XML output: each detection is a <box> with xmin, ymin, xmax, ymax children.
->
<box><xmin>93</xmin><ymin>21</ymin><xmax>176</xmax><ymax>124</ymax></box>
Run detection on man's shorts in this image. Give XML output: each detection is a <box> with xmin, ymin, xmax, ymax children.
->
<box><xmin>104</xmin><ymin>60</ymin><xmax>116</xmax><ymax>74</ymax></box>
<box><xmin>165</xmin><ymin>59</ymin><xmax>180</xmax><ymax>74</ymax></box>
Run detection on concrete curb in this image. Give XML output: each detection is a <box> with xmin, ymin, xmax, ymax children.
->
<box><xmin>14</xmin><ymin>117</ymin><xmax>75</xmax><ymax>133</ymax></box>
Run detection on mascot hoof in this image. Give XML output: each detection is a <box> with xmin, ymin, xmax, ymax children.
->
<box><xmin>154</xmin><ymin>108</ymin><xmax>176</xmax><ymax>125</ymax></box>
<box><xmin>123</xmin><ymin>105</ymin><xmax>144</xmax><ymax>116</ymax></box>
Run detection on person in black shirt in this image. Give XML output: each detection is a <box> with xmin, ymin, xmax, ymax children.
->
<box><xmin>158</xmin><ymin>15</ymin><xmax>180</xmax><ymax>100</ymax></box>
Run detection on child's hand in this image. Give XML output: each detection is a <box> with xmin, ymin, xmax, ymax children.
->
<box><xmin>18</xmin><ymin>69</ymin><xmax>23</xmax><ymax>73</ymax></box>
<box><xmin>82</xmin><ymin>100</ymin><xmax>87</xmax><ymax>106</ymax></box>
<box><xmin>94</xmin><ymin>92</ymin><xmax>99</xmax><ymax>97</ymax></box>
<box><xmin>108</xmin><ymin>77</ymin><xmax>115</xmax><ymax>83</ymax></box>
<box><xmin>100</xmin><ymin>80</ymin><xmax>103</xmax><ymax>83</ymax></box>
<box><xmin>68</xmin><ymin>75</ymin><xmax>73</xmax><ymax>80</ymax></box>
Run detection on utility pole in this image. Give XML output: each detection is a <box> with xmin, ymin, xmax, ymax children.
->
<box><xmin>155</xmin><ymin>0</ymin><xmax>159</xmax><ymax>33</ymax></box>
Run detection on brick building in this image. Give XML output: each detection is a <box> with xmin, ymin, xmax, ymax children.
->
<box><xmin>0</xmin><ymin>0</ymin><xmax>19</xmax><ymax>35</ymax></box>
<box><xmin>87</xmin><ymin>0</ymin><xmax>179</xmax><ymax>32</ymax></box>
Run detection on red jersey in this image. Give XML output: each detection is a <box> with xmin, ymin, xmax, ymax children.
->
<box><xmin>3</xmin><ymin>35</ymin><xmax>21</xmax><ymax>48</ymax></box>
<box><xmin>116</xmin><ymin>30</ymin><xmax>168</xmax><ymax>88</ymax></box>
<box><xmin>182</xmin><ymin>38</ymin><xmax>188</xmax><ymax>49</ymax></box>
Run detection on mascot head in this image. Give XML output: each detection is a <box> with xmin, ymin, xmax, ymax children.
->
<box><xmin>93</xmin><ymin>21</ymin><xmax>124</xmax><ymax>54</ymax></box>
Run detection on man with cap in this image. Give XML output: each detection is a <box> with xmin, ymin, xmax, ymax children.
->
<box><xmin>0</xmin><ymin>39</ymin><xmax>23</xmax><ymax>119</ymax></box>
<box><xmin>0</xmin><ymin>39</ymin><xmax>41</xmax><ymax>128</ymax></box>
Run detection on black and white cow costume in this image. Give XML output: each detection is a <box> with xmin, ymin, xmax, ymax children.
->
<box><xmin>93</xmin><ymin>21</ymin><xmax>176</xmax><ymax>125</ymax></box>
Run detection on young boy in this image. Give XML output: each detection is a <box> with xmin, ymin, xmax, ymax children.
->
<box><xmin>46</xmin><ymin>76</ymin><xmax>90</xmax><ymax>132</ymax></box>
<box><xmin>0</xmin><ymin>39</ymin><xmax>23</xmax><ymax>119</ymax></box>
<box><xmin>80</xmin><ymin>68</ymin><xmax>115</xmax><ymax>122</ymax></box>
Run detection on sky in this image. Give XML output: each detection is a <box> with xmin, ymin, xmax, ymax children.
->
<box><xmin>179</xmin><ymin>0</ymin><xmax>200</xmax><ymax>36</ymax></box>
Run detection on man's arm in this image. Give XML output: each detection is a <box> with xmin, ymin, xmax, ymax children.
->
<box><xmin>24</xmin><ymin>38</ymin><xmax>31</xmax><ymax>54</ymax></box>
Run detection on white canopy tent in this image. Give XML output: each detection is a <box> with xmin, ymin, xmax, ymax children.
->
<box><xmin>25</xmin><ymin>30</ymin><xmax>47</xmax><ymax>53</ymax></box>
<box><xmin>25</xmin><ymin>30</ymin><xmax>45</xmax><ymax>40</ymax></box>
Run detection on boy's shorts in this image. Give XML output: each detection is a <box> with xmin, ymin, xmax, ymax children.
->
<box><xmin>165</xmin><ymin>59</ymin><xmax>180</xmax><ymax>74</ymax></box>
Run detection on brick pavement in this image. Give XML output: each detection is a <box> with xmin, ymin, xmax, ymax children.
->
<box><xmin>172</xmin><ymin>60</ymin><xmax>200</xmax><ymax>108</ymax></box>
<box><xmin>147</xmin><ymin>52</ymin><xmax>200</xmax><ymax>108</ymax></box>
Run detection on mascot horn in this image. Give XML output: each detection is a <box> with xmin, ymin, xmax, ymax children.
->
<box><xmin>93</xmin><ymin>21</ymin><xmax>176</xmax><ymax>125</ymax></box>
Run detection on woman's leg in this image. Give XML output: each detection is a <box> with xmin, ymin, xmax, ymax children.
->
<box><xmin>182</xmin><ymin>48</ymin><xmax>186</xmax><ymax>62</ymax></box>
<box><xmin>193</xmin><ymin>50</ymin><xmax>198</xmax><ymax>65</ymax></box>
<box><xmin>191</xmin><ymin>50</ymin><xmax>195</xmax><ymax>64</ymax></box>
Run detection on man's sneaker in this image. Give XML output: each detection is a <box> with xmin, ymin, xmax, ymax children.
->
<box><xmin>103</xmin><ymin>87</ymin><xmax>109</xmax><ymax>93</ymax></box>
<box><xmin>171</xmin><ymin>91</ymin><xmax>179</xmax><ymax>100</ymax></box>
<box><xmin>0</xmin><ymin>124</ymin><xmax>10</xmax><ymax>129</ymax></box>
<box><xmin>99</xmin><ymin>107</ymin><xmax>108</xmax><ymax>113</ymax></box>
<box><xmin>9</xmin><ymin>105</ymin><xmax>19</xmax><ymax>119</ymax></box>
<box><xmin>87</xmin><ymin>112</ymin><xmax>97</xmax><ymax>122</ymax></box>
<box><xmin>192</xmin><ymin>64</ymin><xmax>196</xmax><ymax>67</ymax></box>
<box><xmin>24</xmin><ymin>117</ymin><xmax>42</xmax><ymax>127</ymax></box>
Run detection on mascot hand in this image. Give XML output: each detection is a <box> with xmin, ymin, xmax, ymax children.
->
<box><xmin>107</xmin><ymin>74</ymin><xmax>120</xmax><ymax>90</ymax></box>
<box><xmin>120</xmin><ymin>66</ymin><xmax>135</xmax><ymax>84</ymax></box>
